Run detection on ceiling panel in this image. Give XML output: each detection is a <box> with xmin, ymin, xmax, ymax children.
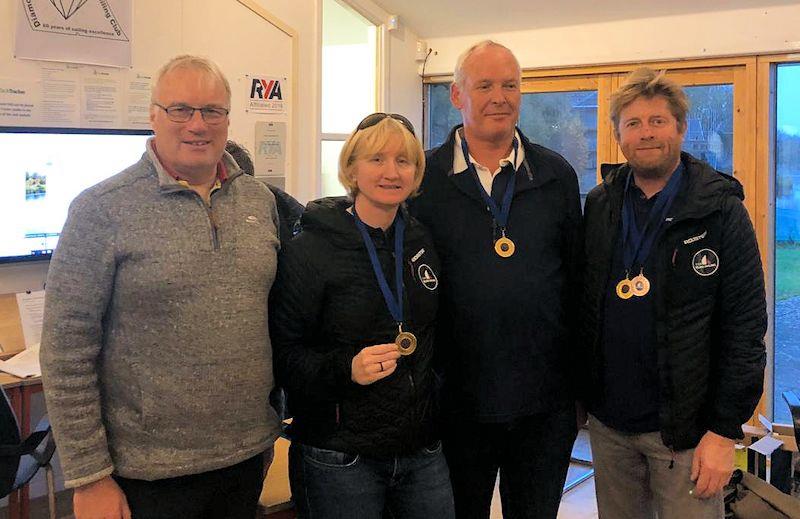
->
<box><xmin>370</xmin><ymin>0</ymin><xmax>799</xmax><ymax>38</ymax></box>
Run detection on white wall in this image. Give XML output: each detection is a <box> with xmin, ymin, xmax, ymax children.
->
<box><xmin>386</xmin><ymin>21</ymin><xmax>425</xmax><ymax>130</ymax></box>
<box><xmin>422</xmin><ymin>3</ymin><xmax>800</xmax><ymax>75</ymax></box>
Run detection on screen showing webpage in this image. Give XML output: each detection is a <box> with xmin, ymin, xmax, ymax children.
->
<box><xmin>0</xmin><ymin>130</ymin><xmax>151</xmax><ymax>262</ymax></box>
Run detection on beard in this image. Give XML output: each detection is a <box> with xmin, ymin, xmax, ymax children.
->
<box><xmin>628</xmin><ymin>147</ymin><xmax>682</xmax><ymax>181</ymax></box>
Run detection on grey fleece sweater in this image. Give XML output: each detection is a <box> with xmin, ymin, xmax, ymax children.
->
<box><xmin>40</xmin><ymin>141</ymin><xmax>281</xmax><ymax>488</ymax></box>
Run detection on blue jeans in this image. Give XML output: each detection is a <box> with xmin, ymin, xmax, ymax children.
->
<box><xmin>289</xmin><ymin>441</ymin><xmax>455</xmax><ymax>519</ymax></box>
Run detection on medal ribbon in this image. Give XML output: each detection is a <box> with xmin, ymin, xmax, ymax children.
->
<box><xmin>460</xmin><ymin>133</ymin><xmax>519</xmax><ymax>229</ymax></box>
<box><xmin>353</xmin><ymin>207</ymin><xmax>405</xmax><ymax>326</ymax></box>
<box><xmin>621</xmin><ymin>163</ymin><xmax>685</xmax><ymax>273</ymax></box>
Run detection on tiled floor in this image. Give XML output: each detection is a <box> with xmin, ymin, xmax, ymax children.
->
<box><xmin>558</xmin><ymin>476</ymin><xmax>600</xmax><ymax>519</ymax></box>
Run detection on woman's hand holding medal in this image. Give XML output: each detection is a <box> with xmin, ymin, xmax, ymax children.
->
<box><xmin>351</xmin><ymin>344</ymin><xmax>402</xmax><ymax>385</ymax></box>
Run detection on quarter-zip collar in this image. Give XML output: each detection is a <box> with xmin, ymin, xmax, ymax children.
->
<box><xmin>144</xmin><ymin>137</ymin><xmax>243</xmax><ymax>195</ymax></box>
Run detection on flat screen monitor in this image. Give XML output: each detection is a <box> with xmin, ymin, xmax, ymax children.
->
<box><xmin>0</xmin><ymin>127</ymin><xmax>153</xmax><ymax>264</ymax></box>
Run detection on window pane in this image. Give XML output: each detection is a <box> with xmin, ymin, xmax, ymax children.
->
<box><xmin>683</xmin><ymin>85</ymin><xmax>733</xmax><ymax>174</ymax></box>
<box><xmin>519</xmin><ymin>91</ymin><xmax>598</xmax><ymax>204</ymax></box>
<box><xmin>322</xmin><ymin>0</ymin><xmax>376</xmax><ymax>134</ymax></box>
<box><xmin>774</xmin><ymin>63</ymin><xmax>800</xmax><ymax>423</ymax></box>
<box><xmin>321</xmin><ymin>140</ymin><xmax>347</xmax><ymax>197</ymax></box>
<box><xmin>427</xmin><ymin>83</ymin><xmax>462</xmax><ymax>148</ymax></box>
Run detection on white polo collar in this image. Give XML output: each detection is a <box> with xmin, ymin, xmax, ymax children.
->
<box><xmin>452</xmin><ymin>129</ymin><xmax>525</xmax><ymax>176</ymax></box>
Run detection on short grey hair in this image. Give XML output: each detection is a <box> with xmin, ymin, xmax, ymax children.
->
<box><xmin>453</xmin><ymin>40</ymin><xmax>520</xmax><ymax>87</ymax></box>
<box><xmin>151</xmin><ymin>55</ymin><xmax>231</xmax><ymax>106</ymax></box>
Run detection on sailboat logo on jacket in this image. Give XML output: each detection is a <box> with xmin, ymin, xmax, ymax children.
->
<box><xmin>418</xmin><ymin>264</ymin><xmax>439</xmax><ymax>291</ymax></box>
<box><xmin>692</xmin><ymin>249</ymin><xmax>719</xmax><ymax>277</ymax></box>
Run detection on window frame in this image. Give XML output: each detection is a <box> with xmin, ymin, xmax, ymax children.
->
<box><xmin>757</xmin><ymin>54</ymin><xmax>800</xmax><ymax>430</ymax></box>
<box><xmin>318</xmin><ymin>0</ymin><xmax>383</xmax><ymax>197</ymax></box>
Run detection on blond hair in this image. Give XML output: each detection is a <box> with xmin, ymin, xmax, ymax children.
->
<box><xmin>610</xmin><ymin>67</ymin><xmax>689</xmax><ymax>134</ymax></box>
<box><xmin>338</xmin><ymin>117</ymin><xmax>425</xmax><ymax>198</ymax></box>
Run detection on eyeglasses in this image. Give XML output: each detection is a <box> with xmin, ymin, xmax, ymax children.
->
<box><xmin>152</xmin><ymin>103</ymin><xmax>230</xmax><ymax>124</ymax></box>
<box><xmin>356</xmin><ymin>113</ymin><xmax>416</xmax><ymax>136</ymax></box>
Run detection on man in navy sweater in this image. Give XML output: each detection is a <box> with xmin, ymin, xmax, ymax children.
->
<box><xmin>409</xmin><ymin>40</ymin><xmax>583</xmax><ymax>519</ymax></box>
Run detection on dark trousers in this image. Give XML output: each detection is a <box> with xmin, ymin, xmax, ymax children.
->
<box><xmin>114</xmin><ymin>451</ymin><xmax>267</xmax><ymax>519</ymax></box>
<box><xmin>289</xmin><ymin>441</ymin><xmax>455</xmax><ymax>519</ymax></box>
<box><xmin>442</xmin><ymin>405</ymin><xmax>577</xmax><ymax>519</ymax></box>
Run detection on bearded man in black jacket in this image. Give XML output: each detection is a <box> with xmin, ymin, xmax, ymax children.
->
<box><xmin>580</xmin><ymin>68</ymin><xmax>767</xmax><ymax>519</ymax></box>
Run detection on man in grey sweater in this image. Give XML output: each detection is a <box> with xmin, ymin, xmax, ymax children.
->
<box><xmin>40</xmin><ymin>55</ymin><xmax>282</xmax><ymax>519</ymax></box>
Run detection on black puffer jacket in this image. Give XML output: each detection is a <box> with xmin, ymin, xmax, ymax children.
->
<box><xmin>269</xmin><ymin>197</ymin><xmax>441</xmax><ymax>458</ymax></box>
<box><xmin>266</xmin><ymin>185</ymin><xmax>304</xmax><ymax>245</ymax></box>
<box><xmin>580</xmin><ymin>152</ymin><xmax>767</xmax><ymax>450</ymax></box>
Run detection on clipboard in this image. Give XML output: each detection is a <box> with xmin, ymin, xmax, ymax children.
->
<box><xmin>0</xmin><ymin>293</ymin><xmax>25</xmax><ymax>359</ymax></box>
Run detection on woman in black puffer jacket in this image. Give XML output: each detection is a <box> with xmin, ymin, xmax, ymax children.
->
<box><xmin>269</xmin><ymin>113</ymin><xmax>454</xmax><ymax>519</ymax></box>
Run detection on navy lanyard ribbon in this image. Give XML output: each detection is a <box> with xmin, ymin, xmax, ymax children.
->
<box><xmin>353</xmin><ymin>207</ymin><xmax>406</xmax><ymax>325</ymax></box>
<box><xmin>621</xmin><ymin>164</ymin><xmax>684</xmax><ymax>272</ymax></box>
<box><xmin>460</xmin><ymin>133</ymin><xmax>519</xmax><ymax>229</ymax></box>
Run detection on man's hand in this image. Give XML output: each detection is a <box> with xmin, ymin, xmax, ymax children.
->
<box><xmin>690</xmin><ymin>431</ymin><xmax>735</xmax><ymax>498</ymax></box>
<box><xmin>73</xmin><ymin>476</ymin><xmax>131</xmax><ymax>519</ymax></box>
<box><xmin>351</xmin><ymin>344</ymin><xmax>401</xmax><ymax>385</ymax></box>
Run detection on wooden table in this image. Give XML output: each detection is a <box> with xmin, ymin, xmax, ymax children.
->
<box><xmin>1</xmin><ymin>372</ymin><xmax>44</xmax><ymax>519</ymax></box>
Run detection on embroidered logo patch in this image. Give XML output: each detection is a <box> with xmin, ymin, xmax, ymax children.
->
<box><xmin>683</xmin><ymin>230</ymin><xmax>707</xmax><ymax>245</ymax></box>
<box><xmin>692</xmin><ymin>249</ymin><xmax>719</xmax><ymax>277</ymax></box>
<box><xmin>246</xmin><ymin>215</ymin><xmax>259</xmax><ymax>223</ymax></box>
<box><xmin>418</xmin><ymin>264</ymin><xmax>438</xmax><ymax>291</ymax></box>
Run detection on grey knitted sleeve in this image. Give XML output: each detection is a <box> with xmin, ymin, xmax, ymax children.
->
<box><xmin>40</xmin><ymin>192</ymin><xmax>117</xmax><ymax>488</ymax></box>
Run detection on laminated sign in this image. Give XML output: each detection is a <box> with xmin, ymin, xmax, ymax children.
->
<box><xmin>15</xmin><ymin>0</ymin><xmax>133</xmax><ymax>67</ymax></box>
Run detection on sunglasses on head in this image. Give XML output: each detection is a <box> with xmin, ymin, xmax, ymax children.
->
<box><xmin>356</xmin><ymin>112</ymin><xmax>416</xmax><ymax>136</ymax></box>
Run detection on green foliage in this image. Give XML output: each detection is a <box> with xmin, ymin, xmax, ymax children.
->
<box><xmin>777</xmin><ymin>131</ymin><xmax>800</xmax><ymax>198</ymax></box>
<box><xmin>776</xmin><ymin>244</ymin><xmax>800</xmax><ymax>301</ymax></box>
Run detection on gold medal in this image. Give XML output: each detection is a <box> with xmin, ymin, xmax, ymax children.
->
<box><xmin>495</xmin><ymin>236</ymin><xmax>515</xmax><ymax>258</ymax></box>
<box><xmin>396</xmin><ymin>324</ymin><xmax>417</xmax><ymax>356</ymax></box>
<box><xmin>615</xmin><ymin>277</ymin><xmax>634</xmax><ymax>300</ymax></box>
<box><xmin>631</xmin><ymin>270</ymin><xmax>651</xmax><ymax>297</ymax></box>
